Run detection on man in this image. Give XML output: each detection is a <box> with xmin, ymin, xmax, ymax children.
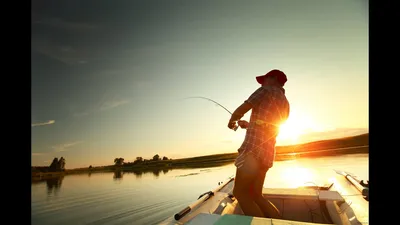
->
<box><xmin>227</xmin><ymin>69</ymin><xmax>290</xmax><ymax>218</ymax></box>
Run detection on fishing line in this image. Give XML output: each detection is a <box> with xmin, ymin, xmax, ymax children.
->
<box><xmin>183</xmin><ymin>96</ymin><xmax>233</xmax><ymax>115</ymax></box>
<box><xmin>182</xmin><ymin>96</ymin><xmax>241</xmax><ymax>131</ymax></box>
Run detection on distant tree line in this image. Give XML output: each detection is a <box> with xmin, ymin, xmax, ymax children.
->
<box><xmin>49</xmin><ymin>157</ymin><xmax>66</xmax><ymax>172</ymax></box>
<box><xmin>32</xmin><ymin>157</ymin><xmax>66</xmax><ymax>173</ymax></box>
<box><xmin>113</xmin><ymin>154</ymin><xmax>171</xmax><ymax>166</ymax></box>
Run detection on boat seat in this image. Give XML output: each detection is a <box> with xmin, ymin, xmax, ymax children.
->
<box><xmin>262</xmin><ymin>188</ymin><xmax>344</xmax><ymax>201</ymax></box>
<box><xmin>263</xmin><ymin>188</ymin><xmax>319</xmax><ymax>200</ymax></box>
<box><xmin>186</xmin><ymin>213</ymin><xmax>221</xmax><ymax>225</ymax></box>
<box><xmin>318</xmin><ymin>190</ymin><xmax>344</xmax><ymax>201</ymax></box>
<box><xmin>188</xmin><ymin>214</ymin><xmax>336</xmax><ymax>225</ymax></box>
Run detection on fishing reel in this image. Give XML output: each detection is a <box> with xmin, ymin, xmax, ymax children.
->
<box><xmin>233</xmin><ymin>125</ymin><xmax>239</xmax><ymax>131</ymax></box>
<box><xmin>228</xmin><ymin>121</ymin><xmax>239</xmax><ymax>131</ymax></box>
<box><xmin>231</xmin><ymin>120</ymin><xmax>248</xmax><ymax>131</ymax></box>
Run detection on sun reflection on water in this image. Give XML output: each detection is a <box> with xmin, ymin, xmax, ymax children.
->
<box><xmin>280</xmin><ymin>166</ymin><xmax>314</xmax><ymax>188</ymax></box>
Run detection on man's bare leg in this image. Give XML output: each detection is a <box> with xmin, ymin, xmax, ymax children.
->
<box><xmin>233</xmin><ymin>156</ymin><xmax>264</xmax><ymax>218</ymax></box>
<box><xmin>253</xmin><ymin>169</ymin><xmax>282</xmax><ymax>219</ymax></box>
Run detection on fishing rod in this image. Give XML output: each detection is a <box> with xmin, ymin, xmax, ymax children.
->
<box><xmin>183</xmin><ymin>96</ymin><xmax>239</xmax><ymax>131</ymax></box>
<box><xmin>184</xmin><ymin>96</ymin><xmax>233</xmax><ymax>115</ymax></box>
<box><xmin>185</xmin><ymin>97</ymin><xmax>294</xmax><ymax>169</ymax></box>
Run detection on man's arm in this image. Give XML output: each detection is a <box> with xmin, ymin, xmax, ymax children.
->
<box><xmin>229</xmin><ymin>102</ymin><xmax>252</xmax><ymax>123</ymax></box>
<box><xmin>227</xmin><ymin>87</ymin><xmax>264</xmax><ymax>130</ymax></box>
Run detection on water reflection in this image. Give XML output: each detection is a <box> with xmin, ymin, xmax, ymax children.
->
<box><xmin>119</xmin><ymin>168</ymin><xmax>171</xmax><ymax>179</ymax></box>
<box><xmin>46</xmin><ymin>176</ymin><xmax>64</xmax><ymax>196</ymax></box>
<box><xmin>113</xmin><ymin>170</ymin><xmax>123</xmax><ymax>180</ymax></box>
<box><xmin>163</xmin><ymin>169</ymin><xmax>169</xmax><ymax>174</ymax></box>
<box><xmin>132</xmin><ymin>170</ymin><xmax>142</xmax><ymax>178</ymax></box>
<box><xmin>112</xmin><ymin>169</ymin><xmax>170</xmax><ymax>180</ymax></box>
<box><xmin>32</xmin><ymin>154</ymin><xmax>368</xmax><ymax>225</ymax></box>
<box><xmin>152</xmin><ymin>169</ymin><xmax>160</xmax><ymax>177</ymax></box>
<box><xmin>151</xmin><ymin>168</ymin><xmax>170</xmax><ymax>177</ymax></box>
<box><xmin>280</xmin><ymin>166</ymin><xmax>314</xmax><ymax>188</ymax></box>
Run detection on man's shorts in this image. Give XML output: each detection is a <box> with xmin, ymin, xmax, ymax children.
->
<box><xmin>235</xmin><ymin>153</ymin><xmax>268</xmax><ymax>176</ymax></box>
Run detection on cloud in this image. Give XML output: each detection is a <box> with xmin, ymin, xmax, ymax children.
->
<box><xmin>51</xmin><ymin>141</ymin><xmax>83</xmax><ymax>152</ymax></box>
<box><xmin>73</xmin><ymin>111</ymin><xmax>91</xmax><ymax>117</ymax></box>
<box><xmin>32</xmin><ymin>37</ymin><xmax>90</xmax><ymax>65</ymax></box>
<box><xmin>32</xmin><ymin>120</ymin><xmax>55</xmax><ymax>127</ymax></box>
<box><xmin>32</xmin><ymin>14</ymin><xmax>99</xmax><ymax>65</ymax></box>
<box><xmin>74</xmin><ymin>98</ymin><xmax>130</xmax><ymax>117</ymax></box>
<box><xmin>32</xmin><ymin>153</ymin><xmax>45</xmax><ymax>156</ymax></box>
<box><xmin>100</xmin><ymin>99</ymin><xmax>130</xmax><ymax>111</ymax></box>
<box><xmin>133</xmin><ymin>81</ymin><xmax>152</xmax><ymax>91</ymax></box>
<box><xmin>32</xmin><ymin>15</ymin><xmax>99</xmax><ymax>31</ymax></box>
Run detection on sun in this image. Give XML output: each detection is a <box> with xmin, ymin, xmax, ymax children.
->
<box><xmin>230</xmin><ymin>109</ymin><xmax>318</xmax><ymax>145</ymax></box>
<box><xmin>277</xmin><ymin>121</ymin><xmax>302</xmax><ymax>142</ymax></box>
<box><xmin>276</xmin><ymin>111</ymin><xmax>317</xmax><ymax>145</ymax></box>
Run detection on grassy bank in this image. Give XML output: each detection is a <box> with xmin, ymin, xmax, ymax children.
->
<box><xmin>275</xmin><ymin>133</ymin><xmax>369</xmax><ymax>154</ymax></box>
<box><xmin>33</xmin><ymin>133</ymin><xmax>368</xmax><ymax>178</ymax></box>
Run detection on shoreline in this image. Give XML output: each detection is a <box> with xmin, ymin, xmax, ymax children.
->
<box><xmin>32</xmin><ymin>145</ymin><xmax>368</xmax><ymax>181</ymax></box>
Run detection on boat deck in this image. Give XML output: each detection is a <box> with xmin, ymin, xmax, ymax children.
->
<box><xmin>161</xmin><ymin>173</ymin><xmax>368</xmax><ymax>225</ymax></box>
<box><xmin>187</xmin><ymin>213</ymin><xmax>335</xmax><ymax>225</ymax></box>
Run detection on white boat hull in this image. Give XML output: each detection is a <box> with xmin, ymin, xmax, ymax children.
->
<box><xmin>160</xmin><ymin>170</ymin><xmax>368</xmax><ymax>225</ymax></box>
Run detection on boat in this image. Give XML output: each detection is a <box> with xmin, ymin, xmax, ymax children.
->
<box><xmin>160</xmin><ymin>169</ymin><xmax>369</xmax><ymax>225</ymax></box>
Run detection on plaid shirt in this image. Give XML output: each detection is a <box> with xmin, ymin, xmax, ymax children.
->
<box><xmin>235</xmin><ymin>85</ymin><xmax>290</xmax><ymax>170</ymax></box>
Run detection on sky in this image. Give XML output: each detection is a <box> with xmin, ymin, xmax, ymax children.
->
<box><xmin>32</xmin><ymin>0</ymin><xmax>369</xmax><ymax>169</ymax></box>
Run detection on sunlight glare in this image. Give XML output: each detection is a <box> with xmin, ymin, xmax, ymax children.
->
<box><xmin>281</xmin><ymin>166</ymin><xmax>314</xmax><ymax>188</ymax></box>
<box><xmin>277</xmin><ymin>121</ymin><xmax>302</xmax><ymax>142</ymax></box>
<box><xmin>232</xmin><ymin>129</ymin><xmax>246</xmax><ymax>144</ymax></box>
<box><xmin>277</xmin><ymin>111</ymin><xmax>318</xmax><ymax>144</ymax></box>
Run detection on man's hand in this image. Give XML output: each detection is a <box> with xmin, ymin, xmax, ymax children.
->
<box><xmin>228</xmin><ymin>120</ymin><xmax>237</xmax><ymax>130</ymax></box>
<box><xmin>238</xmin><ymin>120</ymin><xmax>249</xmax><ymax>129</ymax></box>
<box><xmin>228</xmin><ymin>102</ymin><xmax>252</xmax><ymax>130</ymax></box>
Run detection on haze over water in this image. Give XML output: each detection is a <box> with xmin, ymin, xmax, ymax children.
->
<box><xmin>31</xmin><ymin>154</ymin><xmax>368</xmax><ymax>225</ymax></box>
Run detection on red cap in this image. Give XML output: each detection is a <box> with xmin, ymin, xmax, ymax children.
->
<box><xmin>256</xmin><ymin>69</ymin><xmax>287</xmax><ymax>86</ymax></box>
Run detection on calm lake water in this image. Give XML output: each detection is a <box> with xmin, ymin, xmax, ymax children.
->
<box><xmin>31</xmin><ymin>153</ymin><xmax>368</xmax><ymax>225</ymax></box>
